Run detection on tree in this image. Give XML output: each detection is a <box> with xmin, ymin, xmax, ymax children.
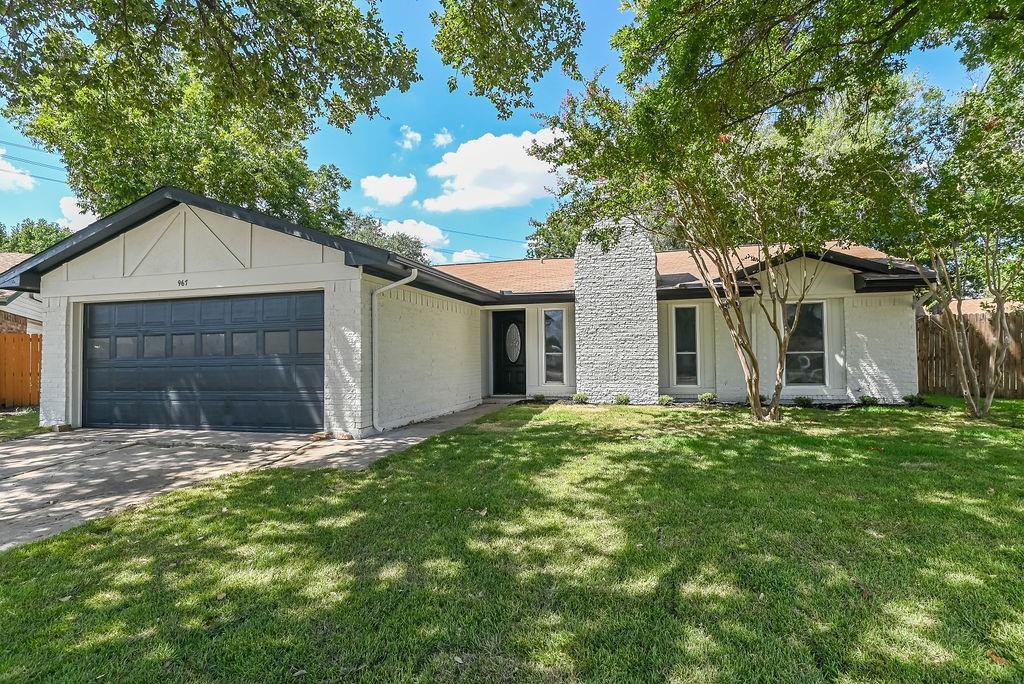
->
<box><xmin>0</xmin><ymin>219</ymin><xmax>71</xmax><ymax>254</ymax></box>
<box><xmin>532</xmin><ymin>82</ymin><xmax>871</xmax><ymax>419</ymax></box>
<box><xmin>344</xmin><ymin>214</ymin><xmax>427</xmax><ymax>263</ymax></box>
<box><xmin>432</xmin><ymin>0</ymin><xmax>583</xmax><ymax>119</ymax></box>
<box><xmin>2</xmin><ymin>3</ymin><xmax>583</xmax><ymax>261</ymax></box>
<box><xmin>612</xmin><ymin>1</ymin><xmax>1024</xmax><ymax>132</ymax></box>
<box><xmin>1</xmin><ymin>0</ymin><xmax>583</xmax><ymax>130</ymax></box>
<box><xmin>857</xmin><ymin>68</ymin><xmax>1024</xmax><ymax>417</ymax></box>
<box><xmin>10</xmin><ymin>62</ymin><xmax>425</xmax><ymax>260</ymax></box>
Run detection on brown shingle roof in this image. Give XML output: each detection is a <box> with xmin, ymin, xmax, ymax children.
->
<box><xmin>434</xmin><ymin>243</ymin><xmax>913</xmax><ymax>295</ymax></box>
<box><xmin>0</xmin><ymin>253</ymin><xmax>32</xmax><ymax>301</ymax></box>
<box><xmin>434</xmin><ymin>257</ymin><xmax>575</xmax><ymax>294</ymax></box>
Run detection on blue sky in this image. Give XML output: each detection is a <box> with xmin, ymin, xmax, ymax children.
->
<box><xmin>0</xmin><ymin>3</ymin><xmax>979</xmax><ymax>262</ymax></box>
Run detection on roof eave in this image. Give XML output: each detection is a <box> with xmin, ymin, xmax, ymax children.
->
<box><xmin>732</xmin><ymin>248</ymin><xmax>922</xmax><ymax>280</ymax></box>
<box><xmin>853</xmin><ymin>272</ymin><xmax>935</xmax><ymax>293</ymax></box>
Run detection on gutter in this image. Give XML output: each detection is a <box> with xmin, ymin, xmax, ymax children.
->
<box><xmin>371</xmin><ymin>267</ymin><xmax>419</xmax><ymax>433</ymax></box>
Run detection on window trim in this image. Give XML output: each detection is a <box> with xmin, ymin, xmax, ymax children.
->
<box><xmin>670</xmin><ymin>304</ymin><xmax>700</xmax><ymax>387</ymax></box>
<box><xmin>540</xmin><ymin>307</ymin><xmax>567</xmax><ymax>385</ymax></box>
<box><xmin>783</xmin><ymin>300</ymin><xmax>829</xmax><ymax>388</ymax></box>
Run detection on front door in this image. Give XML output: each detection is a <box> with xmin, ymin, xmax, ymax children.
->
<box><xmin>492</xmin><ymin>310</ymin><xmax>526</xmax><ymax>394</ymax></box>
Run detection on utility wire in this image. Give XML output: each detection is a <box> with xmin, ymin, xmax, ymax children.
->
<box><xmin>0</xmin><ymin>166</ymin><xmax>69</xmax><ymax>185</ymax></box>
<box><xmin>0</xmin><ymin>152</ymin><xmax>66</xmax><ymax>173</ymax></box>
<box><xmin>441</xmin><ymin>226</ymin><xmax>525</xmax><ymax>244</ymax></box>
<box><xmin>0</xmin><ymin>138</ymin><xmax>52</xmax><ymax>155</ymax></box>
<box><xmin>0</xmin><ymin>140</ymin><xmax>533</xmax><ymax>248</ymax></box>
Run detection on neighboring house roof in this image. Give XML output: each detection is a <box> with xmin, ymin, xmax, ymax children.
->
<box><xmin>0</xmin><ymin>187</ymin><xmax>932</xmax><ymax>305</ymax></box>
<box><xmin>947</xmin><ymin>299</ymin><xmax>996</xmax><ymax>315</ymax></box>
<box><xmin>0</xmin><ymin>253</ymin><xmax>32</xmax><ymax>303</ymax></box>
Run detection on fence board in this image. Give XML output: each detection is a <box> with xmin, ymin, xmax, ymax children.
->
<box><xmin>0</xmin><ymin>333</ymin><xmax>42</xmax><ymax>408</ymax></box>
<box><xmin>917</xmin><ymin>312</ymin><xmax>1024</xmax><ymax>399</ymax></box>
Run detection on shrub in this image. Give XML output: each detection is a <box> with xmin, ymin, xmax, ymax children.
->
<box><xmin>657</xmin><ymin>395</ymin><xmax>674</xmax><ymax>406</ymax></box>
<box><xmin>903</xmin><ymin>393</ymin><xmax>927</xmax><ymax>407</ymax></box>
<box><xmin>793</xmin><ymin>396</ymin><xmax>815</xmax><ymax>408</ymax></box>
<box><xmin>697</xmin><ymin>392</ymin><xmax>717</xmax><ymax>405</ymax></box>
<box><xmin>532</xmin><ymin>394</ymin><xmax>545</xmax><ymax>402</ymax></box>
<box><xmin>571</xmin><ymin>392</ymin><xmax>588</xmax><ymax>404</ymax></box>
<box><xmin>614</xmin><ymin>394</ymin><xmax>631</xmax><ymax>405</ymax></box>
<box><xmin>858</xmin><ymin>395</ymin><xmax>881</xmax><ymax>406</ymax></box>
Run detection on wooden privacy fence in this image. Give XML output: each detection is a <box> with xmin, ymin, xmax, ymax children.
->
<box><xmin>917</xmin><ymin>312</ymin><xmax>1024</xmax><ymax>399</ymax></box>
<box><xmin>0</xmin><ymin>333</ymin><xmax>42</xmax><ymax>408</ymax></box>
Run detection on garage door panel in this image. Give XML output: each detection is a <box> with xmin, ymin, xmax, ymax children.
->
<box><xmin>295</xmin><ymin>292</ymin><xmax>323</xmax><ymax>320</ymax></box>
<box><xmin>113</xmin><ymin>368</ymin><xmax>139</xmax><ymax>391</ymax></box>
<box><xmin>293</xmin><ymin>363</ymin><xmax>326</xmax><ymax>391</ymax></box>
<box><xmin>230</xmin><ymin>297</ymin><xmax>258</xmax><ymax>323</ymax></box>
<box><xmin>201</xmin><ymin>298</ymin><xmax>227</xmax><ymax>323</ymax></box>
<box><xmin>83</xmin><ymin>292</ymin><xmax>324</xmax><ymax>432</ymax></box>
<box><xmin>229</xmin><ymin>365</ymin><xmax>261</xmax><ymax>391</ymax></box>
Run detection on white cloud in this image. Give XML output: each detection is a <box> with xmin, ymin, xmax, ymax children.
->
<box><xmin>397</xmin><ymin>125</ymin><xmax>422</xmax><ymax>150</ymax></box>
<box><xmin>360</xmin><ymin>174</ymin><xmax>417</xmax><ymax>206</ymax></box>
<box><xmin>451</xmin><ymin>249</ymin><xmax>489</xmax><ymax>263</ymax></box>
<box><xmin>0</xmin><ymin>149</ymin><xmax>36</xmax><ymax>192</ymax></box>
<box><xmin>432</xmin><ymin>128</ymin><xmax>454</xmax><ymax>148</ymax></box>
<box><xmin>423</xmin><ymin>248</ymin><xmax>449</xmax><ymax>265</ymax></box>
<box><xmin>422</xmin><ymin>128</ymin><xmax>558</xmax><ymax>212</ymax></box>
<box><xmin>58</xmin><ymin>196</ymin><xmax>98</xmax><ymax>231</ymax></box>
<box><xmin>382</xmin><ymin>218</ymin><xmax>449</xmax><ymax>248</ymax></box>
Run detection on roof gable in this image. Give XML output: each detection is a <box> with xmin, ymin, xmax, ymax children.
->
<box><xmin>0</xmin><ymin>187</ymin><xmax>500</xmax><ymax>304</ymax></box>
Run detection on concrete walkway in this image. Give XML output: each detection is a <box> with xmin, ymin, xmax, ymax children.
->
<box><xmin>0</xmin><ymin>399</ymin><xmax>514</xmax><ymax>550</ymax></box>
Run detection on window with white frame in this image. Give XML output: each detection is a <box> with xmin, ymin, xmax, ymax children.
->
<box><xmin>673</xmin><ymin>306</ymin><xmax>698</xmax><ymax>385</ymax></box>
<box><xmin>785</xmin><ymin>302</ymin><xmax>826</xmax><ymax>385</ymax></box>
<box><xmin>543</xmin><ymin>309</ymin><xmax>565</xmax><ymax>383</ymax></box>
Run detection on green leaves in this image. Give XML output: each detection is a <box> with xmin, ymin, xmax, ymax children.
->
<box><xmin>611</xmin><ymin>0</ymin><xmax>1021</xmax><ymax>134</ymax></box>
<box><xmin>1</xmin><ymin>0</ymin><xmax>419</xmax><ymax>134</ymax></box>
<box><xmin>0</xmin><ymin>219</ymin><xmax>70</xmax><ymax>254</ymax></box>
<box><xmin>431</xmin><ymin>0</ymin><xmax>584</xmax><ymax>119</ymax></box>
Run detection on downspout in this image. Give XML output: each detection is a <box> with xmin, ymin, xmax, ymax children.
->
<box><xmin>371</xmin><ymin>268</ymin><xmax>419</xmax><ymax>433</ymax></box>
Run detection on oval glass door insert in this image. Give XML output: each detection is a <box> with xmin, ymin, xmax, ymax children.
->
<box><xmin>505</xmin><ymin>323</ymin><xmax>522</xmax><ymax>363</ymax></box>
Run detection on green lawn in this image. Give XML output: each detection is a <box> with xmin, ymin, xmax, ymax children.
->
<box><xmin>1</xmin><ymin>399</ymin><xmax>1022</xmax><ymax>682</ymax></box>
<box><xmin>0</xmin><ymin>408</ymin><xmax>44</xmax><ymax>442</ymax></box>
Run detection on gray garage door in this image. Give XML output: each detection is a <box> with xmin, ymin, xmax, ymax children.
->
<box><xmin>83</xmin><ymin>292</ymin><xmax>325</xmax><ymax>432</ymax></box>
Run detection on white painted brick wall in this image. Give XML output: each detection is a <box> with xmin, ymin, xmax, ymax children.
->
<box><xmin>843</xmin><ymin>293</ymin><xmax>919</xmax><ymax>401</ymax></box>
<box><xmin>324</xmin><ymin>279</ymin><xmax>366</xmax><ymax>437</ymax></box>
<box><xmin>39</xmin><ymin>297</ymin><xmax>69</xmax><ymax>426</ymax></box>
<box><xmin>361</xmin><ymin>277</ymin><xmax>482</xmax><ymax>431</ymax></box>
<box><xmin>574</xmin><ymin>230</ymin><xmax>660</xmax><ymax>404</ymax></box>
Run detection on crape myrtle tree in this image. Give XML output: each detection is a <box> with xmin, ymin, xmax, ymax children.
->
<box><xmin>0</xmin><ymin>0</ymin><xmax>583</xmax><ymax>257</ymax></box>
<box><xmin>857</xmin><ymin>68</ymin><xmax>1024</xmax><ymax>418</ymax></box>
<box><xmin>531</xmin><ymin>82</ymin><xmax>871</xmax><ymax>420</ymax></box>
<box><xmin>527</xmin><ymin>1</ymin><xmax>1023</xmax><ymax>417</ymax></box>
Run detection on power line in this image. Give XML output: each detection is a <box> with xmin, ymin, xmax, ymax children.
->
<box><xmin>0</xmin><ymin>138</ymin><xmax>51</xmax><ymax>155</ymax></box>
<box><xmin>0</xmin><ymin>166</ymin><xmax>69</xmax><ymax>185</ymax></box>
<box><xmin>441</xmin><ymin>227</ymin><xmax>526</xmax><ymax>244</ymax></box>
<box><xmin>430</xmin><ymin>246</ymin><xmax>517</xmax><ymax>262</ymax></box>
<box><xmin>0</xmin><ymin>152</ymin><xmax>66</xmax><ymax>172</ymax></box>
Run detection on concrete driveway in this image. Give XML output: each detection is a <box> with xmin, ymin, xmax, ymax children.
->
<box><xmin>0</xmin><ymin>429</ymin><xmax>314</xmax><ymax>550</ymax></box>
<box><xmin>0</xmin><ymin>400</ymin><xmax>512</xmax><ymax>550</ymax></box>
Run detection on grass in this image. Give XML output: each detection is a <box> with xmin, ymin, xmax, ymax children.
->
<box><xmin>0</xmin><ymin>408</ymin><xmax>44</xmax><ymax>442</ymax></box>
<box><xmin>1</xmin><ymin>399</ymin><xmax>1022</xmax><ymax>682</ymax></box>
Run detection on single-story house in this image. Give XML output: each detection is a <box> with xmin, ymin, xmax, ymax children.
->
<box><xmin>0</xmin><ymin>252</ymin><xmax>44</xmax><ymax>334</ymax></box>
<box><xmin>0</xmin><ymin>187</ymin><xmax>929</xmax><ymax>436</ymax></box>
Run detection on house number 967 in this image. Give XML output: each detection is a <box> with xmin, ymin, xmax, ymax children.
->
<box><xmin>177</xmin><ymin>279</ymin><xmax>189</xmax><ymax>287</ymax></box>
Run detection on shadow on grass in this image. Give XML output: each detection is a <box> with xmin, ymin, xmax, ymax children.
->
<box><xmin>1</xmin><ymin>402</ymin><xmax>1022</xmax><ymax>682</ymax></box>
